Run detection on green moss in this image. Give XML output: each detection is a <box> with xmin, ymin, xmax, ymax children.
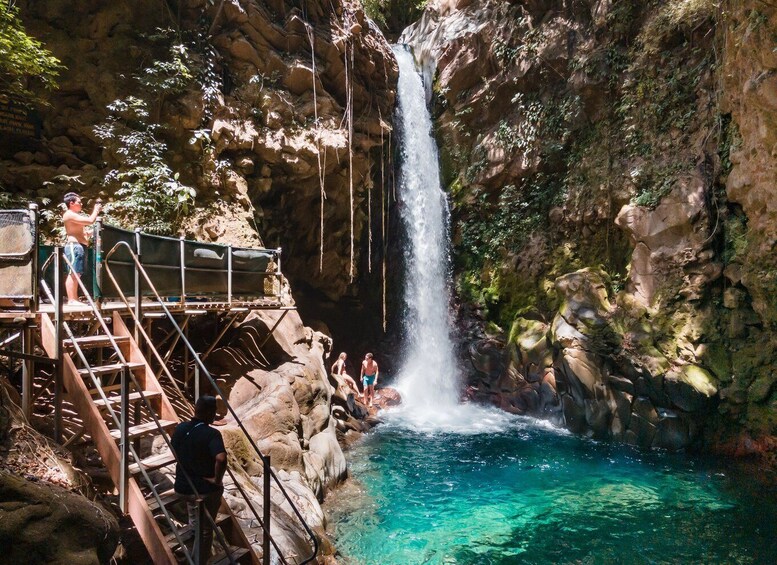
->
<box><xmin>698</xmin><ymin>342</ymin><xmax>732</xmax><ymax>383</ymax></box>
<box><xmin>680</xmin><ymin>364</ymin><xmax>718</xmax><ymax>397</ymax></box>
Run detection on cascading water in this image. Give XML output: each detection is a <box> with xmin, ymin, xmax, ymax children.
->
<box><xmin>392</xmin><ymin>45</ymin><xmax>459</xmax><ymax>412</ymax></box>
<box><xmin>389</xmin><ymin>46</ymin><xmax>514</xmax><ymax>433</ymax></box>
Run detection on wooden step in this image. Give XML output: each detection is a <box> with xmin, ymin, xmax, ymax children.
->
<box><xmin>94</xmin><ymin>390</ymin><xmax>161</xmax><ymax>408</ymax></box>
<box><xmin>130</xmin><ymin>451</ymin><xmax>176</xmax><ymax>475</ymax></box>
<box><xmin>109</xmin><ymin>419</ymin><xmax>176</xmax><ymax>441</ymax></box>
<box><xmin>165</xmin><ymin>513</ymin><xmax>231</xmax><ymax>548</ymax></box>
<box><xmin>78</xmin><ymin>362</ymin><xmax>145</xmax><ymax>378</ymax></box>
<box><xmin>89</xmin><ymin>383</ymin><xmax>127</xmax><ymax>396</ymax></box>
<box><xmin>212</xmin><ymin>546</ymin><xmax>250</xmax><ymax>565</ymax></box>
<box><xmin>64</xmin><ymin>334</ymin><xmax>130</xmax><ymax>350</ymax></box>
<box><xmin>165</xmin><ymin>523</ymin><xmax>194</xmax><ymax>547</ymax></box>
<box><xmin>147</xmin><ymin>488</ymin><xmax>181</xmax><ymax>512</ymax></box>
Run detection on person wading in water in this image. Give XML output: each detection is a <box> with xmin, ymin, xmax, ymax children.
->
<box><xmin>360</xmin><ymin>353</ymin><xmax>379</xmax><ymax>407</ymax></box>
<box><xmin>62</xmin><ymin>192</ymin><xmax>101</xmax><ymax>304</ymax></box>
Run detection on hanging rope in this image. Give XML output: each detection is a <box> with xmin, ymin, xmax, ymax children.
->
<box><xmin>307</xmin><ymin>24</ymin><xmax>327</xmax><ymax>273</ymax></box>
<box><xmin>380</xmin><ymin>108</ymin><xmax>387</xmax><ymax>332</ymax></box>
<box><xmin>345</xmin><ymin>40</ymin><xmax>355</xmax><ymax>281</ymax></box>
<box><xmin>367</xmin><ymin>167</ymin><xmax>372</xmax><ymax>274</ymax></box>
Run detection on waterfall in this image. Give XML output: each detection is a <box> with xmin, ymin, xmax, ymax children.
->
<box><xmin>393</xmin><ymin>45</ymin><xmax>460</xmax><ymax>412</ymax></box>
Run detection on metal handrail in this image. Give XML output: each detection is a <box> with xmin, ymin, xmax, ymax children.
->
<box><xmin>40</xmin><ymin>250</ymin><xmax>237</xmax><ymax>565</ymax></box>
<box><xmin>103</xmin><ymin>241</ymin><xmax>320</xmax><ymax>565</ymax></box>
<box><xmin>103</xmin><ymin>254</ymin><xmax>290</xmax><ymax>564</ymax></box>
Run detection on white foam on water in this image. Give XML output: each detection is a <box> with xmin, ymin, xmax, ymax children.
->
<box><xmin>379</xmin><ymin>401</ymin><xmax>569</xmax><ymax>436</ymax></box>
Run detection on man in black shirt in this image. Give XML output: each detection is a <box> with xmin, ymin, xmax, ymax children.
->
<box><xmin>171</xmin><ymin>396</ymin><xmax>227</xmax><ymax>564</ymax></box>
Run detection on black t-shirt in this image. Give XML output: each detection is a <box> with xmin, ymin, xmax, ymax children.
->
<box><xmin>171</xmin><ymin>418</ymin><xmax>226</xmax><ymax>495</ymax></box>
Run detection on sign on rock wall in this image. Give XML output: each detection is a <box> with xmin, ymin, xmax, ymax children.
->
<box><xmin>0</xmin><ymin>94</ymin><xmax>42</xmax><ymax>155</ymax></box>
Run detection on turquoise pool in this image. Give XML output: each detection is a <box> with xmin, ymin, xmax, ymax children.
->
<box><xmin>327</xmin><ymin>409</ymin><xmax>777</xmax><ymax>564</ymax></box>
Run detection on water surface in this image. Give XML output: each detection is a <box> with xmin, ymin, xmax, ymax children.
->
<box><xmin>328</xmin><ymin>410</ymin><xmax>777</xmax><ymax>564</ymax></box>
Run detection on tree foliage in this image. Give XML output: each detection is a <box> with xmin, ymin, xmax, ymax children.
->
<box><xmin>0</xmin><ymin>3</ymin><xmax>62</xmax><ymax>101</ymax></box>
<box><xmin>94</xmin><ymin>97</ymin><xmax>195</xmax><ymax>235</ymax></box>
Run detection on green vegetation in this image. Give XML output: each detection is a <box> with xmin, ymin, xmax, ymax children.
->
<box><xmin>721</xmin><ymin>213</ymin><xmax>748</xmax><ymax>264</ymax></box>
<box><xmin>361</xmin><ymin>0</ymin><xmax>428</xmax><ymax>32</ymax></box>
<box><xmin>92</xmin><ymin>29</ymin><xmax>221</xmax><ymax>234</ymax></box>
<box><xmin>94</xmin><ymin>97</ymin><xmax>195</xmax><ymax>234</ymax></box>
<box><xmin>0</xmin><ymin>3</ymin><xmax>62</xmax><ymax>101</ymax></box>
<box><xmin>638</xmin><ymin>0</ymin><xmax>718</xmax><ymax>55</ymax></box>
<box><xmin>718</xmin><ymin>114</ymin><xmax>742</xmax><ymax>176</ymax></box>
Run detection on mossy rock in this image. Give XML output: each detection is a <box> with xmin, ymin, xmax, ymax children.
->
<box><xmin>697</xmin><ymin>342</ymin><xmax>732</xmax><ymax>383</ymax></box>
<box><xmin>747</xmin><ymin>373</ymin><xmax>775</xmax><ymax>404</ymax></box>
<box><xmin>665</xmin><ymin>365</ymin><xmax>718</xmax><ymax>412</ymax></box>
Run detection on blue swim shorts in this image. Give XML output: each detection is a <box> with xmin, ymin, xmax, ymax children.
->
<box><xmin>65</xmin><ymin>242</ymin><xmax>85</xmax><ymax>275</ymax></box>
<box><xmin>363</xmin><ymin>374</ymin><xmax>376</xmax><ymax>386</ymax></box>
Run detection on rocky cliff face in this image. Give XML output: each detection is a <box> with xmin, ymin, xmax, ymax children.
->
<box><xmin>404</xmin><ymin>0</ymin><xmax>776</xmax><ymax>460</ymax></box>
<box><xmin>2</xmin><ymin>0</ymin><xmax>398</xmax><ymax>348</ymax></box>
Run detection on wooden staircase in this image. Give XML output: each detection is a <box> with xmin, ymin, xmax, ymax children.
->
<box><xmin>40</xmin><ymin>311</ymin><xmax>259</xmax><ymax>565</ymax></box>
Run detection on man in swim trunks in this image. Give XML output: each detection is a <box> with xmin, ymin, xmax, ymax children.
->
<box><xmin>62</xmin><ymin>192</ymin><xmax>101</xmax><ymax>304</ymax></box>
<box><xmin>360</xmin><ymin>353</ymin><xmax>379</xmax><ymax>407</ymax></box>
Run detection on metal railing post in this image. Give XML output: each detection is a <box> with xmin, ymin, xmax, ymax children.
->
<box><xmin>53</xmin><ymin>246</ymin><xmax>63</xmax><ymax>443</ymax></box>
<box><xmin>180</xmin><ymin>236</ymin><xmax>186</xmax><ymax>304</ymax></box>
<box><xmin>28</xmin><ymin>203</ymin><xmax>39</xmax><ymax>313</ymax></box>
<box><xmin>263</xmin><ymin>455</ymin><xmax>271</xmax><ymax>565</ymax></box>
<box><xmin>134</xmin><ymin>229</ymin><xmax>142</xmax><ymax>341</ymax></box>
<box><xmin>119</xmin><ymin>364</ymin><xmax>130</xmax><ymax>513</ymax></box>
<box><xmin>227</xmin><ymin>244</ymin><xmax>233</xmax><ymax>306</ymax></box>
<box><xmin>194</xmin><ymin>499</ymin><xmax>204</xmax><ymax>565</ymax></box>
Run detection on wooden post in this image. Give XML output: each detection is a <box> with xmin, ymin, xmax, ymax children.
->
<box><xmin>119</xmin><ymin>364</ymin><xmax>130</xmax><ymax>513</ymax></box>
<box><xmin>53</xmin><ymin>247</ymin><xmax>63</xmax><ymax>443</ymax></box>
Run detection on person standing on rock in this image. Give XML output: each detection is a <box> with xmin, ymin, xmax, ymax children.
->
<box><xmin>171</xmin><ymin>395</ymin><xmax>227</xmax><ymax>564</ymax></box>
<box><xmin>360</xmin><ymin>353</ymin><xmax>379</xmax><ymax>407</ymax></box>
<box><xmin>62</xmin><ymin>192</ymin><xmax>101</xmax><ymax>304</ymax></box>
<box><xmin>331</xmin><ymin>352</ymin><xmax>360</xmax><ymax>396</ymax></box>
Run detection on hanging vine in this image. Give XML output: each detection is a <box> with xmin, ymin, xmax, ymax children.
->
<box><xmin>368</xmin><ymin>167</ymin><xmax>372</xmax><ymax>274</ymax></box>
<box><xmin>380</xmin><ymin>108</ymin><xmax>387</xmax><ymax>332</ymax></box>
<box><xmin>345</xmin><ymin>39</ymin><xmax>355</xmax><ymax>281</ymax></box>
<box><xmin>306</xmin><ymin>24</ymin><xmax>327</xmax><ymax>273</ymax></box>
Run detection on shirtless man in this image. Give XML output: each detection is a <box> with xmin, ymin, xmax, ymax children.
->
<box><xmin>331</xmin><ymin>352</ymin><xmax>359</xmax><ymax>396</ymax></box>
<box><xmin>360</xmin><ymin>353</ymin><xmax>379</xmax><ymax>407</ymax></box>
<box><xmin>62</xmin><ymin>192</ymin><xmax>101</xmax><ymax>304</ymax></box>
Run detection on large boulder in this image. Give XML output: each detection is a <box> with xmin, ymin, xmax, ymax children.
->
<box><xmin>0</xmin><ymin>472</ymin><xmax>118</xmax><ymax>565</ymax></box>
<box><xmin>0</xmin><ymin>380</ymin><xmax>118</xmax><ymax>564</ymax></box>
